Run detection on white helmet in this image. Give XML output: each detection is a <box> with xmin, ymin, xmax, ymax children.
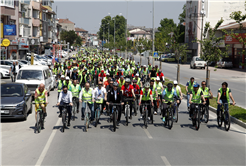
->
<box><xmin>61</xmin><ymin>75</ymin><xmax>65</xmax><ymax>78</ymax></box>
<box><xmin>66</xmin><ymin>76</ymin><xmax>70</xmax><ymax>80</ymax></box>
<box><xmin>173</xmin><ymin>80</ymin><xmax>178</xmax><ymax>85</ymax></box>
<box><xmin>156</xmin><ymin>77</ymin><xmax>160</xmax><ymax>81</ymax></box>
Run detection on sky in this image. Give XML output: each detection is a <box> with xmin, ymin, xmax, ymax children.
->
<box><xmin>53</xmin><ymin>0</ymin><xmax>186</xmax><ymax>33</ymax></box>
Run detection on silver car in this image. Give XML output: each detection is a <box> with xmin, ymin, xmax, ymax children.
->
<box><xmin>217</xmin><ymin>58</ymin><xmax>233</xmax><ymax>68</ymax></box>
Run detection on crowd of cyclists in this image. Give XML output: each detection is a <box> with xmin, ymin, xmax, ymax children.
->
<box><xmin>34</xmin><ymin>48</ymin><xmax>236</xmax><ymax>130</ymax></box>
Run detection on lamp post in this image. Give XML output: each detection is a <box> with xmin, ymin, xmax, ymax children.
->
<box><xmin>152</xmin><ymin>0</ymin><xmax>155</xmax><ymax>67</ymax></box>
<box><xmin>113</xmin><ymin>18</ymin><xmax>115</xmax><ymax>54</ymax></box>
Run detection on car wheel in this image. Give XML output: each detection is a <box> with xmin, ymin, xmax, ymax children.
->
<box><xmin>0</xmin><ymin>73</ymin><xmax>3</xmax><ymax>79</ymax></box>
<box><xmin>23</xmin><ymin>106</ymin><xmax>27</xmax><ymax>121</ymax></box>
<box><xmin>29</xmin><ymin>103</ymin><xmax>33</xmax><ymax>114</ymax></box>
<box><xmin>190</xmin><ymin>65</ymin><xmax>192</xmax><ymax>69</ymax></box>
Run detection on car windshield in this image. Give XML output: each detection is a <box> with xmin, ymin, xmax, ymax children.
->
<box><xmin>17</xmin><ymin>70</ymin><xmax>43</xmax><ymax>80</ymax></box>
<box><xmin>1</xmin><ymin>85</ymin><xmax>23</xmax><ymax>97</ymax></box>
<box><xmin>20</xmin><ymin>60</ymin><xmax>28</xmax><ymax>64</ymax></box>
<box><xmin>196</xmin><ymin>57</ymin><xmax>203</xmax><ymax>61</ymax></box>
<box><xmin>222</xmin><ymin>58</ymin><xmax>231</xmax><ymax>62</ymax></box>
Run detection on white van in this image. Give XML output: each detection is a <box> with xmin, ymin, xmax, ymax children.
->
<box><xmin>15</xmin><ymin>65</ymin><xmax>53</xmax><ymax>96</ymax></box>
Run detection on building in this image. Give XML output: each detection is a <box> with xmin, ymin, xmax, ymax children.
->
<box><xmin>58</xmin><ymin>18</ymin><xmax>75</xmax><ymax>31</ymax></box>
<box><xmin>185</xmin><ymin>0</ymin><xmax>246</xmax><ymax>61</ymax></box>
<box><xmin>75</xmin><ymin>27</ymin><xmax>88</xmax><ymax>44</ymax></box>
<box><xmin>127</xmin><ymin>26</ymin><xmax>158</xmax><ymax>41</ymax></box>
<box><xmin>1</xmin><ymin>0</ymin><xmax>21</xmax><ymax>60</ymax></box>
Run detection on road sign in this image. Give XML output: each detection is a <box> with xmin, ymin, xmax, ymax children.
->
<box><xmin>31</xmin><ymin>39</ymin><xmax>35</xmax><ymax>45</ymax></box>
<box><xmin>2</xmin><ymin>39</ymin><xmax>10</xmax><ymax>47</ymax></box>
<box><xmin>153</xmin><ymin>52</ymin><xmax>158</xmax><ymax>58</ymax></box>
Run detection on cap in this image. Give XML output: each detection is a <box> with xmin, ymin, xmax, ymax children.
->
<box><xmin>135</xmin><ymin>73</ymin><xmax>139</xmax><ymax>76</ymax></box>
<box><xmin>143</xmin><ymin>65</ymin><xmax>146</xmax><ymax>67</ymax></box>
<box><xmin>156</xmin><ymin>77</ymin><xmax>160</xmax><ymax>81</ymax></box>
<box><xmin>193</xmin><ymin>83</ymin><xmax>199</xmax><ymax>88</ymax></box>
<box><xmin>66</xmin><ymin>76</ymin><xmax>70</xmax><ymax>80</ymax></box>
<box><xmin>61</xmin><ymin>75</ymin><xmax>65</xmax><ymax>78</ymax></box>
<box><xmin>173</xmin><ymin>80</ymin><xmax>178</xmax><ymax>84</ymax></box>
<box><xmin>125</xmin><ymin>78</ymin><xmax>131</xmax><ymax>82</ymax></box>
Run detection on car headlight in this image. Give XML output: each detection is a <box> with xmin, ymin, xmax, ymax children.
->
<box><xmin>5</xmin><ymin>71</ymin><xmax>8</xmax><ymax>73</ymax></box>
<box><xmin>16</xmin><ymin>101</ymin><xmax>25</xmax><ymax>107</ymax></box>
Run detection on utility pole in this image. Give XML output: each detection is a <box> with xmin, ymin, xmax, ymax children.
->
<box><xmin>114</xmin><ymin>18</ymin><xmax>115</xmax><ymax>54</ymax></box>
<box><xmin>152</xmin><ymin>0</ymin><xmax>155</xmax><ymax>66</ymax></box>
<box><xmin>125</xmin><ymin>0</ymin><xmax>128</xmax><ymax>60</ymax></box>
<box><xmin>103</xmin><ymin>27</ymin><xmax>104</xmax><ymax>51</ymax></box>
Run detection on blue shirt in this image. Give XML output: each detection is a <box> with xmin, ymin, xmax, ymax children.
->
<box><xmin>162</xmin><ymin>89</ymin><xmax>177</xmax><ymax>99</ymax></box>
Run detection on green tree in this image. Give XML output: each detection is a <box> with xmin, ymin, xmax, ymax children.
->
<box><xmin>75</xmin><ymin>36</ymin><xmax>82</xmax><ymax>46</ymax></box>
<box><xmin>197</xmin><ymin>18</ymin><xmax>229</xmax><ymax>87</ymax></box>
<box><xmin>60</xmin><ymin>30</ymin><xmax>77</xmax><ymax>46</ymax></box>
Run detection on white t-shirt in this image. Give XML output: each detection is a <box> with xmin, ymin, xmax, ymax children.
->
<box><xmin>94</xmin><ymin>87</ymin><xmax>106</xmax><ymax>99</ymax></box>
<box><xmin>174</xmin><ymin>85</ymin><xmax>181</xmax><ymax>95</ymax></box>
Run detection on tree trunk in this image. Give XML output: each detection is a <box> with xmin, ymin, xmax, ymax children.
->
<box><xmin>177</xmin><ymin>62</ymin><xmax>180</xmax><ymax>84</ymax></box>
<box><xmin>206</xmin><ymin>65</ymin><xmax>210</xmax><ymax>88</ymax></box>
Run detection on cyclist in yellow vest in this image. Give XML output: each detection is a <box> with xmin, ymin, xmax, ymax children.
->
<box><xmin>155</xmin><ymin>77</ymin><xmax>164</xmax><ymax>114</ymax></box>
<box><xmin>150</xmin><ymin>80</ymin><xmax>158</xmax><ymax>115</ymax></box>
<box><xmin>200</xmin><ymin>81</ymin><xmax>213</xmax><ymax>106</ymax></box>
<box><xmin>216</xmin><ymin>82</ymin><xmax>236</xmax><ymax>115</ymax></box>
<box><xmin>64</xmin><ymin>76</ymin><xmax>72</xmax><ymax>87</ymax></box>
<box><xmin>56</xmin><ymin>75</ymin><xmax>65</xmax><ymax>100</ymax></box>
<box><xmin>189</xmin><ymin>83</ymin><xmax>206</xmax><ymax>117</ymax></box>
<box><xmin>133</xmin><ymin>73</ymin><xmax>142</xmax><ymax>88</ymax></box>
<box><xmin>162</xmin><ymin>83</ymin><xmax>179</xmax><ymax>122</ymax></box>
<box><xmin>79</xmin><ymin>82</ymin><xmax>95</xmax><ymax>121</ymax></box>
<box><xmin>173</xmin><ymin>80</ymin><xmax>182</xmax><ymax>108</ymax></box>
<box><xmin>34</xmin><ymin>83</ymin><xmax>48</xmax><ymax>124</ymax></box>
<box><xmin>139</xmin><ymin>82</ymin><xmax>154</xmax><ymax>119</ymax></box>
<box><xmin>69</xmin><ymin>79</ymin><xmax>82</xmax><ymax>116</ymax></box>
<box><xmin>185</xmin><ymin>77</ymin><xmax>196</xmax><ymax>110</ymax></box>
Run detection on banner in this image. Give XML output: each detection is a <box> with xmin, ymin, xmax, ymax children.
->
<box><xmin>4</xmin><ymin>25</ymin><xmax>16</xmax><ymax>36</ymax></box>
<box><xmin>0</xmin><ymin>23</ymin><xmax>3</xmax><ymax>38</ymax></box>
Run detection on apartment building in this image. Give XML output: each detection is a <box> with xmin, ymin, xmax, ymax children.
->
<box><xmin>75</xmin><ymin>27</ymin><xmax>88</xmax><ymax>44</ymax></box>
<box><xmin>185</xmin><ymin>0</ymin><xmax>246</xmax><ymax>65</ymax></box>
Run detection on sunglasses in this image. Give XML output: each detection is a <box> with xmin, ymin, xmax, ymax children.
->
<box><xmin>110</xmin><ymin>83</ymin><xmax>113</xmax><ymax>84</ymax></box>
<box><xmin>202</xmin><ymin>84</ymin><xmax>206</xmax><ymax>85</ymax></box>
<box><xmin>98</xmin><ymin>84</ymin><xmax>102</xmax><ymax>85</ymax></box>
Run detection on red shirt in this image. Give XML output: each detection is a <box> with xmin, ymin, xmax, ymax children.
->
<box><xmin>121</xmin><ymin>84</ymin><xmax>134</xmax><ymax>97</ymax></box>
<box><xmin>157</xmin><ymin>73</ymin><xmax>164</xmax><ymax>78</ymax></box>
<box><xmin>133</xmin><ymin>84</ymin><xmax>140</xmax><ymax>94</ymax></box>
<box><xmin>116</xmin><ymin>72</ymin><xmax>123</xmax><ymax>76</ymax></box>
<box><xmin>140</xmin><ymin>89</ymin><xmax>152</xmax><ymax>95</ymax></box>
<box><xmin>98</xmin><ymin>73</ymin><xmax>106</xmax><ymax>81</ymax></box>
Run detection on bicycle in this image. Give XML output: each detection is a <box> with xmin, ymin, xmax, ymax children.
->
<box><xmin>141</xmin><ymin>102</ymin><xmax>151</xmax><ymax>129</ymax></box>
<box><xmin>84</xmin><ymin>101</ymin><xmax>91</xmax><ymax>132</ymax></box>
<box><xmin>94</xmin><ymin>98</ymin><xmax>102</xmax><ymax>127</ymax></box>
<box><xmin>134</xmin><ymin>94</ymin><xmax>140</xmax><ymax>116</ymax></box>
<box><xmin>35</xmin><ymin>102</ymin><xmax>45</xmax><ymax>133</ymax></box>
<box><xmin>124</xmin><ymin>98</ymin><xmax>134</xmax><ymax>126</ymax></box>
<box><xmin>173</xmin><ymin>99</ymin><xmax>178</xmax><ymax>123</ymax></box>
<box><xmin>60</xmin><ymin>103</ymin><xmax>70</xmax><ymax>133</ymax></box>
<box><xmin>217</xmin><ymin>103</ymin><xmax>235</xmax><ymax>131</ymax></box>
<box><xmin>200</xmin><ymin>98</ymin><xmax>209</xmax><ymax>123</ymax></box>
<box><xmin>72</xmin><ymin>97</ymin><xmax>78</xmax><ymax>121</ymax></box>
<box><xmin>190</xmin><ymin>103</ymin><xmax>204</xmax><ymax>131</ymax></box>
<box><xmin>164</xmin><ymin>101</ymin><xmax>174</xmax><ymax>130</ymax></box>
<box><xmin>109</xmin><ymin>103</ymin><xmax>121</xmax><ymax>132</ymax></box>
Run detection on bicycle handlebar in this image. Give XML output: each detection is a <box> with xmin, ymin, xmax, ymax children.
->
<box><xmin>109</xmin><ymin>103</ymin><xmax>122</xmax><ymax>106</ymax></box>
<box><xmin>124</xmin><ymin>98</ymin><xmax>135</xmax><ymax>101</ymax></box>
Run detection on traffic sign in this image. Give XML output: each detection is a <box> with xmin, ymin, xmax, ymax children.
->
<box><xmin>153</xmin><ymin>52</ymin><xmax>158</xmax><ymax>58</ymax></box>
<box><xmin>31</xmin><ymin>39</ymin><xmax>35</xmax><ymax>45</ymax></box>
<box><xmin>2</xmin><ymin>39</ymin><xmax>10</xmax><ymax>47</ymax></box>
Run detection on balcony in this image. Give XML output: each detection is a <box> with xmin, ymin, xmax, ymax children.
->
<box><xmin>32</xmin><ymin>18</ymin><xmax>40</xmax><ymax>27</ymax></box>
<box><xmin>32</xmin><ymin>1</ymin><xmax>40</xmax><ymax>10</ymax></box>
<box><xmin>19</xmin><ymin>18</ymin><xmax>29</xmax><ymax>25</ymax></box>
<box><xmin>19</xmin><ymin>0</ymin><xmax>30</xmax><ymax>5</ymax></box>
<box><xmin>19</xmin><ymin>27</ymin><xmax>30</xmax><ymax>37</ymax></box>
<box><xmin>42</xmin><ymin>1</ymin><xmax>52</xmax><ymax>7</ymax></box>
<box><xmin>48</xmin><ymin>20</ymin><xmax>54</xmax><ymax>27</ymax></box>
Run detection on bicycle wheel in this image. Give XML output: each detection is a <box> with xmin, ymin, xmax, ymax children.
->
<box><xmin>195</xmin><ymin>109</ymin><xmax>200</xmax><ymax>130</ymax></box>
<box><xmin>204</xmin><ymin>106</ymin><xmax>209</xmax><ymax>123</ymax></box>
<box><xmin>41</xmin><ymin>112</ymin><xmax>44</xmax><ymax>129</ymax></box>
<box><xmin>175</xmin><ymin>105</ymin><xmax>178</xmax><ymax>123</ymax></box>
<box><xmin>145</xmin><ymin>108</ymin><xmax>148</xmax><ymax>129</ymax></box>
<box><xmin>85</xmin><ymin>115</ymin><xmax>88</xmax><ymax>132</ymax></box>
<box><xmin>36</xmin><ymin>112</ymin><xmax>40</xmax><ymax>133</ymax></box>
<box><xmin>125</xmin><ymin>107</ymin><xmax>128</xmax><ymax>126</ymax></box>
<box><xmin>217</xmin><ymin>110</ymin><xmax>222</xmax><ymax>127</ymax></box>
<box><xmin>167</xmin><ymin>108</ymin><xmax>173</xmax><ymax>130</ymax></box>
<box><xmin>224</xmin><ymin>111</ymin><xmax>231</xmax><ymax>131</ymax></box>
<box><xmin>113</xmin><ymin>110</ymin><xmax>116</xmax><ymax>132</ymax></box>
<box><xmin>95</xmin><ymin>108</ymin><xmax>99</xmax><ymax>127</ymax></box>
<box><xmin>150</xmin><ymin>107</ymin><xmax>153</xmax><ymax>124</ymax></box>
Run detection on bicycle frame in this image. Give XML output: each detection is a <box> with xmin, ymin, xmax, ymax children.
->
<box><xmin>72</xmin><ymin>97</ymin><xmax>78</xmax><ymax>121</ymax></box>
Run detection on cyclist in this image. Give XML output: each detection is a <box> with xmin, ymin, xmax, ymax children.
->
<box><xmin>149</xmin><ymin>66</ymin><xmax>157</xmax><ymax>80</ymax></box>
<box><xmin>185</xmin><ymin>77</ymin><xmax>196</xmax><ymax>110</ymax></box>
<box><xmin>57</xmin><ymin>86</ymin><xmax>73</xmax><ymax>126</ymax></box>
<box><xmin>64</xmin><ymin>76</ymin><xmax>72</xmax><ymax>87</ymax></box>
<box><xmin>188</xmin><ymin>83</ymin><xmax>206</xmax><ymax>117</ymax></box>
<box><xmin>121</xmin><ymin>78</ymin><xmax>136</xmax><ymax>119</ymax></box>
<box><xmin>56</xmin><ymin>75</ymin><xmax>65</xmax><ymax>100</ymax></box>
<box><xmin>94</xmin><ymin>81</ymin><xmax>107</xmax><ymax>117</ymax></box>
<box><xmin>106</xmin><ymin>82</ymin><xmax>124</xmax><ymax>125</ymax></box>
<box><xmin>149</xmin><ymin>80</ymin><xmax>158</xmax><ymax>115</ymax></box>
<box><xmin>156</xmin><ymin>69</ymin><xmax>164</xmax><ymax>81</ymax></box>
<box><xmin>78</xmin><ymin>70</ymin><xmax>88</xmax><ymax>88</ymax></box>
<box><xmin>155</xmin><ymin>77</ymin><xmax>164</xmax><ymax>114</ymax></box>
<box><xmin>65</xmin><ymin>66</ymin><xmax>72</xmax><ymax>79</ymax></box>
<box><xmin>162</xmin><ymin>83</ymin><xmax>179</xmax><ymax>122</ymax></box>
<box><xmin>173</xmin><ymin>80</ymin><xmax>183</xmax><ymax>108</ymax></box>
<box><xmin>71</xmin><ymin>68</ymin><xmax>79</xmax><ymax>81</ymax></box>
<box><xmin>200</xmin><ymin>81</ymin><xmax>213</xmax><ymax>107</ymax></box>
<box><xmin>34</xmin><ymin>83</ymin><xmax>48</xmax><ymax>125</ymax></box>
<box><xmin>118</xmin><ymin>76</ymin><xmax>125</xmax><ymax>89</ymax></box>
<box><xmin>133</xmin><ymin>73</ymin><xmax>142</xmax><ymax>88</ymax></box>
<box><xmin>133</xmin><ymin>79</ymin><xmax>140</xmax><ymax>116</ymax></box>
<box><xmin>98</xmin><ymin>70</ymin><xmax>106</xmax><ymax>82</ymax></box>
<box><xmin>69</xmin><ymin>79</ymin><xmax>81</xmax><ymax>115</ymax></box>
<box><xmin>139</xmin><ymin>82</ymin><xmax>154</xmax><ymax>119</ymax></box>
<box><xmin>141</xmin><ymin>65</ymin><xmax>148</xmax><ymax>81</ymax></box>
<box><xmin>216</xmin><ymin>82</ymin><xmax>236</xmax><ymax>115</ymax></box>
<box><xmin>79</xmin><ymin>82</ymin><xmax>95</xmax><ymax>121</ymax></box>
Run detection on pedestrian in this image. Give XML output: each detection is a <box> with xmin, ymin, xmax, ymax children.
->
<box><xmin>10</xmin><ymin>61</ymin><xmax>19</xmax><ymax>82</ymax></box>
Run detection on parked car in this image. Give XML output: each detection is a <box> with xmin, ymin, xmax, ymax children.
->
<box><xmin>26</xmin><ymin>56</ymin><xmax>47</xmax><ymax>65</ymax></box>
<box><xmin>0</xmin><ymin>60</ymin><xmax>13</xmax><ymax>70</ymax></box>
<box><xmin>49</xmin><ymin>69</ymin><xmax>56</xmax><ymax>90</ymax></box>
<box><xmin>190</xmin><ymin>56</ymin><xmax>206</xmax><ymax>69</ymax></box>
<box><xmin>1</xmin><ymin>83</ymin><xmax>32</xmax><ymax>120</ymax></box>
<box><xmin>0</xmin><ymin>68</ymin><xmax>10</xmax><ymax>78</ymax></box>
<box><xmin>217</xmin><ymin>58</ymin><xmax>233</xmax><ymax>68</ymax></box>
<box><xmin>18</xmin><ymin>60</ymin><xmax>30</xmax><ymax>65</ymax></box>
<box><xmin>15</xmin><ymin>65</ymin><xmax>53</xmax><ymax>96</ymax></box>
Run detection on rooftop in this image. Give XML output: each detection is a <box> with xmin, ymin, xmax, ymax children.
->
<box><xmin>58</xmin><ymin>18</ymin><xmax>75</xmax><ymax>24</ymax></box>
<box><xmin>75</xmin><ymin>27</ymin><xmax>88</xmax><ymax>32</ymax></box>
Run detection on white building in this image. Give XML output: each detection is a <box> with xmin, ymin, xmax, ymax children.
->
<box><xmin>185</xmin><ymin>0</ymin><xmax>246</xmax><ymax>58</ymax></box>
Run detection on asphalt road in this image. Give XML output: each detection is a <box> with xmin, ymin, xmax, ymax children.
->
<box><xmin>1</xmin><ymin>89</ymin><xmax>246</xmax><ymax>165</ymax></box>
<box><xmin>133</xmin><ymin>55</ymin><xmax>246</xmax><ymax>109</ymax></box>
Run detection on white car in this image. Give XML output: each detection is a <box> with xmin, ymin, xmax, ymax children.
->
<box><xmin>217</xmin><ymin>58</ymin><xmax>233</xmax><ymax>68</ymax></box>
<box><xmin>190</xmin><ymin>56</ymin><xmax>207</xmax><ymax>69</ymax></box>
<box><xmin>26</xmin><ymin>57</ymin><xmax>46</xmax><ymax>65</ymax></box>
<box><xmin>0</xmin><ymin>68</ymin><xmax>10</xmax><ymax>78</ymax></box>
<box><xmin>49</xmin><ymin>69</ymin><xmax>56</xmax><ymax>90</ymax></box>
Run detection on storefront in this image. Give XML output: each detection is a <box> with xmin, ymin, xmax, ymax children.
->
<box><xmin>0</xmin><ymin>46</ymin><xmax>7</xmax><ymax>60</ymax></box>
<box><xmin>225</xmin><ymin>34</ymin><xmax>246</xmax><ymax>69</ymax></box>
<box><xmin>18</xmin><ymin>37</ymin><xmax>29</xmax><ymax>60</ymax></box>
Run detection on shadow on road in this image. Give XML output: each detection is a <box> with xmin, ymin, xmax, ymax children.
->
<box><xmin>73</xmin><ymin>125</ymin><xmax>86</xmax><ymax>132</ymax></box>
<box><xmin>1</xmin><ymin>119</ymin><xmax>25</xmax><ymax>123</ymax></box>
<box><xmin>132</xmin><ymin>123</ymin><xmax>145</xmax><ymax>128</ymax></box>
<box><xmin>100</xmin><ymin>125</ymin><xmax>115</xmax><ymax>132</ymax></box>
<box><xmin>180</xmin><ymin>124</ymin><xmax>198</xmax><ymax>131</ymax></box>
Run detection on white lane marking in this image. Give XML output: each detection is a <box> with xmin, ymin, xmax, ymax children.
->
<box><xmin>144</xmin><ymin>129</ymin><xmax>153</xmax><ymax>139</ymax></box>
<box><xmin>161</xmin><ymin>156</ymin><xmax>171</xmax><ymax>166</ymax></box>
<box><xmin>35</xmin><ymin>118</ymin><xmax>61</xmax><ymax>166</ymax></box>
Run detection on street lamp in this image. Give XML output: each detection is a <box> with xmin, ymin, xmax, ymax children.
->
<box><xmin>113</xmin><ymin>18</ymin><xmax>115</xmax><ymax>53</ymax></box>
<box><xmin>152</xmin><ymin>0</ymin><xmax>155</xmax><ymax>67</ymax></box>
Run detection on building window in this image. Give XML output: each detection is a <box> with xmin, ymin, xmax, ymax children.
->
<box><xmin>42</xmin><ymin>13</ymin><xmax>46</xmax><ymax>21</ymax></box>
<box><xmin>194</xmin><ymin>6</ymin><xmax>196</xmax><ymax>13</ymax></box>
<box><xmin>0</xmin><ymin>0</ymin><xmax>14</xmax><ymax>8</ymax></box>
<box><xmin>33</xmin><ymin>10</ymin><xmax>39</xmax><ymax>19</ymax></box>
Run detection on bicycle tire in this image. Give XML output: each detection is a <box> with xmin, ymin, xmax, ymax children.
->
<box><xmin>195</xmin><ymin>109</ymin><xmax>200</xmax><ymax>130</ymax></box>
<box><xmin>125</xmin><ymin>107</ymin><xmax>128</xmax><ymax>126</ymax></box>
<box><xmin>36</xmin><ymin>112</ymin><xmax>40</xmax><ymax>133</ymax></box>
<box><xmin>204</xmin><ymin>106</ymin><xmax>209</xmax><ymax>123</ymax></box>
<box><xmin>175</xmin><ymin>105</ymin><xmax>178</xmax><ymax>123</ymax></box>
<box><xmin>85</xmin><ymin>116</ymin><xmax>88</xmax><ymax>132</ymax></box>
<box><xmin>62</xmin><ymin>123</ymin><xmax>65</xmax><ymax>133</ymax></box>
<box><xmin>145</xmin><ymin>108</ymin><xmax>148</xmax><ymax>129</ymax></box>
<box><xmin>217</xmin><ymin>109</ymin><xmax>222</xmax><ymax>127</ymax></box>
<box><xmin>167</xmin><ymin>108</ymin><xmax>173</xmax><ymax>130</ymax></box>
<box><xmin>113</xmin><ymin>110</ymin><xmax>116</xmax><ymax>132</ymax></box>
<box><xmin>62</xmin><ymin>110</ymin><xmax>66</xmax><ymax>133</ymax></box>
<box><xmin>41</xmin><ymin>112</ymin><xmax>44</xmax><ymax>129</ymax></box>
<box><xmin>134</xmin><ymin>100</ymin><xmax>137</xmax><ymax>116</ymax></box>
<box><xmin>224</xmin><ymin>111</ymin><xmax>230</xmax><ymax>131</ymax></box>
